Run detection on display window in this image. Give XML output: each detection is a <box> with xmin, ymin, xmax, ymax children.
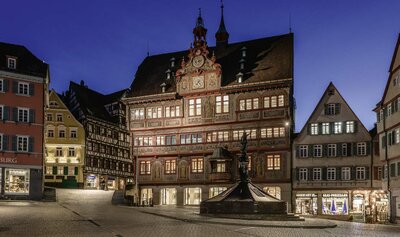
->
<box><xmin>141</xmin><ymin>188</ymin><xmax>153</xmax><ymax>205</ymax></box>
<box><xmin>209</xmin><ymin>187</ymin><xmax>227</xmax><ymax>198</ymax></box>
<box><xmin>4</xmin><ymin>169</ymin><xmax>30</xmax><ymax>194</ymax></box>
<box><xmin>322</xmin><ymin>193</ymin><xmax>348</xmax><ymax>215</ymax></box>
<box><xmin>295</xmin><ymin>194</ymin><xmax>317</xmax><ymax>215</ymax></box>
<box><xmin>160</xmin><ymin>188</ymin><xmax>176</xmax><ymax>205</ymax></box>
<box><xmin>184</xmin><ymin>187</ymin><xmax>201</xmax><ymax>205</ymax></box>
<box><xmin>263</xmin><ymin>186</ymin><xmax>281</xmax><ymax>199</ymax></box>
<box><xmin>86</xmin><ymin>174</ymin><xmax>97</xmax><ymax>188</ymax></box>
<box><xmin>352</xmin><ymin>194</ymin><xmax>365</xmax><ymax>213</ymax></box>
<box><xmin>107</xmin><ymin>177</ymin><xmax>116</xmax><ymax>190</ymax></box>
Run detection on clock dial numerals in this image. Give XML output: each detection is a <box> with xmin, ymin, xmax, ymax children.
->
<box><xmin>192</xmin><ymin>76</ymin><xmax>204</xmax><ymax>89</ymax></box>
<box><xmin>192</xmin><ymin>56</ymin><xmax>205</xmax><ymax>68</ymax></box>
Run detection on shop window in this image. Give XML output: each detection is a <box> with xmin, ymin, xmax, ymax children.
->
<box><xmin>263</xmin><ymin>186</ymin><xmax>281</xmax><ymax>199</ymax></box>
<box><xmin>45</xmin><ymin>166</ymin><xmax>53</xmax><ymax>175</ymax></box>
<box><xmin>165</xmin><ymin>159</ymin><xmax>176</xmax><ymax>174</ymax></box>
<box><xmin>141</xmin><ymin>188</ymin><xmax>153</xmax><ymax>206</ymax></box>
<box><xmin>209</xmin><ymin>187</ymin><xmax>227</xmax><ymax>198</ymax></box>
<box><xmin>322</xmin><ymin>193</ymin><xmax>348</xmax><ymax>215</ymax></box>
<box><xmin>295</xmin><ymin>193</ymin><xmax>318</xmax><ymax>215</ymax></box>
<box><xmin>4</xmin><ymin>169</ymin><xmax>29</xmax><ymax>194</ymax></box>
<box><xmin>191</xmin><ymin>158</ymin><xmax>203</xmax><ymax>173</ymax></box>
<box><xmin>184</xmin><ymin>187</ymin><xmax>202</xmax><ymax>205</ymax></box>
<box><xmin>160</xmin><ymin>188</ymin><xmax>176</xmax><ymax>205</ymax></box>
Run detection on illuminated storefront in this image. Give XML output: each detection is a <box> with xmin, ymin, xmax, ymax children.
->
<box><xmin>4</xmin><ymin>169</ymin><xmax>30</xmax><ymax>194</ymax></box>
<box><xmin>140</xmin><ymin>188</ymin><xmax>153</xmax><ymax>205</ymax></box>
<box><xmin>184</xmin><ymin>187</ymin><xmax>202</xmax><ymax>205</ymax></box>
<box><xmin>160</xmin><ymin>188</ymin><xmax>176</xmax><ymax>205</ymax></box>
<box><xmin>209</xmin><ymin>187</ymin><xmax>227</xmax><ymax>198</ymax></box>
<box><xmin>322</xmin><ymin>193</ymin><xmax>348</xmax><ymax>215</ymax></box>
<box><xmin>295</xmin><ymin>193</ymin><xmax>317</xmax><ymax>215</ymax></box>
<box><xmin>263</xmin><ymin>186</ymin><xmax>281</xmax><ymax>199</ymax></box>
<box><xmin>107</xmin><ymin>176</ymin><xmax>116</xmax><ymax>190</ymax></box>
<box><xmin>85</xmin><ymin>174</ymin><xmax>98</xmax><ymax>189</ymax></box>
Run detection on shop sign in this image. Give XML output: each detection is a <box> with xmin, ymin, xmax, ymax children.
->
<box><xmin>353</xmin><ymin>194</ymin><xmax>364</xmax><ymax>200</ymax></box>
<box><xmin>0</xmin><ymin>157</ymin><xmax>17</xmax><ymax>164</ymax></box>
<box><xmin>296</xmin><ymin>193</ymin><xmax>317</xmax><ymax>198</ymax></box>
<box><xmin>87</xmin><ymin>175</ymin><xmax>96</xmax><ymax>180</ymax></box>
<box><xmin>322</xmin><ymin>193</ymin><xmax>348</xmax><ymax>198</ymax></box>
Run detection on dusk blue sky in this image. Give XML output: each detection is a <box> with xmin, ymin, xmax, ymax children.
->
<box><xmin>2</xmin><ymin>0</ymin><xmax>399</xmax><ymax>131</ymax></box>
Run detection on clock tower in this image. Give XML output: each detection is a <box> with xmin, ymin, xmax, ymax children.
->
<box><xmin>176</xmin><ymin>10</ymin><xmax>222</xmax><ymax>95</ymax></box>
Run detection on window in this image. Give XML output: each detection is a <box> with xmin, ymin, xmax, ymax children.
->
<box><xmin>334</xmin><ymin>122</ymin><xmax>342</xmax><ymax>134</ymax></box>
<box><xmin>357</xmin><ymin>142</ymin><xmax>366</xmax><ymax>156</ymax></box>
<box><xmin>388</xmin><ymin>104</ymin><xmax>392</xmax><ymax>116</ymax></box>
<box><xmin>59</xmin><ymin>129</ymin><xmax>65</xmax><ymax>138</ymax></box>
<box><xmin>216</xmin><ymin>163</ymin><xmax>226</xmax><ymax>172</ymax></box>
<box><xmin>0</xmin><ymin>134</ymin><xmax>3</xmax><ymax>151</ymax></box>
<box><xmin>356</xmin><ymin>167</ymin><xmax>366</xmax><ymax>180</ymax></box>
<box><xmin>233</xmin><ymin>129</ymin><xmax>257</xmax><ymax>140</ymax></box>
<box><xmin>327</xmin><ymin>168</ymin><xmax>336</xmax><ymax>180</ymax></box>
<box><xmin>346</xmin><ymin>121</ymin><xmax>355</xmax><ymax>133</ymax></box>
<box><xmin>327</xmin><ymin>144</ymin><xmax>337</xmax><ymax>157</ymax></box>
<box><xmin>394</xmin><ymin>75</ymin><xmax>399</xmax><ymax>86</ymax></box>
<box><xmin>56</xmin><ymin>114</ymin><xmax>63</xmax><ymax>122</ymax></box>
<box><xmin>55</xmin><ymin>147</ymin><xmax>63</xmax><ymax>157</ymax></box>
<box><xmin>342</xmin><ymin>143</ymin><xmax>348</xmax><ymax>156</ymax></box>
<box><xmin>18</xmin><ymin>82</ymin><xmax>29</xmax><ymax>95</ymax></box>
<box><xmin>395</xmin><ymin>129</ymin><xmax>400</xmax><ymax>144</ymax></box>
<box><xmin>70</xmin><ymin>129</ymin><xmax>77</xmax><ymax>138</ymax></box>
<box><xmin>313</xmin><ymin>168</ymin><xmax>322</xmax><ymax>180</ymax></box>
<box><xmin>165</xmin><ymin>160</ymin><xmax>176</xmax><ymax>174</ymax></box>
<box><xmin>165</xmin><ymin>105</ymin><xmax>180</xmax><ymax>118</ymax></box>
<box><xmin>271</xmin><ymin>96</ymin><xmax>277</xmax><ymax>107</ymax></box>
<box><xmin>47</xmin><ymin>129</ymin><xmax>54</xmax><ymax>138</ymax></box>
<box><xmin>326</xmin><ymin>104</ymin><xmax>336</xmax><ymax>115</ymax></box>
<box><xmin>57</xmin><ymin>166</ymin><xmax>64</xmax><ymax>175</ymax></box>
<box><xmin>239</xmin><ymin>98</ymin><xmax>258</xmax><ymax>111</ymax></box>
<box><xmin>311</xmin><ymin>123</ymin><xmax>318</xmax><ymax>135</ymax></box>
<box><xmin>209</xmin><ymin>187</ymin><xmax>227</xmax><ymax>198</ymax></box>
<box><xmin>165</xmin><ymin>135</ymin><xmax>176</xmax><ymax>145</ymax></box>
<box><xmin>181</xmin><ymin>133</ymin><xmax>202</xmax><ymax>144</ymax></box>
<box><xmin>17</xmin><ymin>136</ymin><xmax>29</xmax><ymax>152</ymax></box>
<box><xmin>299</xmin><ymin>145</ymin><xmax>308</xmax><ymax>158</ymax></box>
<box><xmin>206</xmin><ymin>131</ymin><xmax>229</xmax><ymax>142</ymax></box>
<box><xmin>143</xmin><ymin>137</ymin><xmax>153</xmax><ymax>146</ymax></box>
<box><xmin>131</xmin><ymin>108</ymin><xmax>144</xmax><ymax>120</ymax></box>
<box><xmin>263</xmin><ymin>186</ymin><xmax>281</xmax><ymax>199</ymax></box>
<box><xmin>7</xmin><ymin>58</ymin><xmax>16</xmax><ymax>69</ymax></box>
<box><xmin>322</xmin><ymin>123</ymin><xmax>330</xmax><ymax>134</ymax></box>
<box><xmin>140</xmin><ymin>161</ymin><xmax>151</xmax><ymax>175</ymax></box>
<box><xmin>156</xmin><ymin>136</ymin><xmax>165</xmax><ymax>146</ymax></box>
<box><xmin>18</xmin><ymin>108</ymin><xmax>29</xmax><ymax>122</ymax></box>
<box><xmin>264</xmin><ymin>97</ymin><xmax>270</xmax><ymax>108</ymax></box>
<box><xmin>146</xmin><ymin>107</ymin><xmax>162</xmax><ymax>119</ymax></box>
<box><xmin>191</xmin><ymin>158</ymin><xmax>203</xmax><ymax>173</ymax></box>
<box><xmin>390</xmin><ymin>164</ymin><xmax>396</xmax><ymax>177</ymax></box>
<box><xmin>267</xmin><ymin>154</ymin><xmax>280</xmax><ymax>170</ymax></box>
<box><xmin>68</xmin><ymin>148</ymin><xmax>75</xmax><ymax>157</ymax></box>
<box><xmin>263</xmin><ymin>127</ymin><xmax>286</xmax><ymax>138</ymax></box>
<box><xmin>299</xmin><ymin>168</ymin><xmax>308</xmax><ymax>181</ymax></box>
<box><xmin>189</xmin><ymin>98</ymin><xmax>201</xmax><ymax>116</ymax></box>
<box><xmin>341</xmin><ymin>167</ymin><xmax>351</xmax><ymax>180</ymax></box>
<box><xmin>313</xmin><ymin>145</ymin><xmax>322</xmax><ymax>157</ymax></box>
<box><xmin>377</xmin><ymin>167</ymin><xmax>383</xmax><ymax>180</ymax></box>
<box><xmin>47</xmin><ymin>113</ymin><xmax>53</xmax><ymax>121</ymax></box>
<box><xmin>278</xmin><ymin>95</ymin><xmax>285</xmax><ymax>107</ymax></box>
<box><xmin>216</xmin><ymin>95</ymin><xmax>229</xmax><ymax>113</ymax></box>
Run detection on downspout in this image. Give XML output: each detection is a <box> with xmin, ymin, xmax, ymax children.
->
<box><xmin>383</xmin><ymin>107</ymin><xmax>393</xmax><ymax>223</ymax></box>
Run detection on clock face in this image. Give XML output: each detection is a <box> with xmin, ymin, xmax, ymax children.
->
<box><xmin>192</xmin><ymin>76</ymin><xmax>205</xmax><ymax>89</ymax></box>
<box><xmin>192</xmin><ymin>55</ymin><xmax>205</xmax><ymax>68</ymax></box>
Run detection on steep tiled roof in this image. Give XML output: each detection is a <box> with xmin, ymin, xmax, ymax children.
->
<box><xmin>0</xmin><ymin>42</ymin><xmax>48</xmax><ymax>77</ymax></box>
<box><xmin>129</xmin><ymin>33</ymin><xmax>293</xmax><ymax>97</ymax></box>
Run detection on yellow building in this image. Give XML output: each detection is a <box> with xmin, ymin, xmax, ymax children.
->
<box><xmin>44</xmin><ymin>90</ymin><xmax>85</xmax><ymax>188</ymax></box>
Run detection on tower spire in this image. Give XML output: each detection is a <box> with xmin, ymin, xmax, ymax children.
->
<box><xmin>215</xmin><ymin>0</ymin><xmax>229</xmax><ymax>49</ymax></box>
<box><xmin>193</xmin><ymin>8</ymin><xmax>207</xmax><ymax>47</ymax></box>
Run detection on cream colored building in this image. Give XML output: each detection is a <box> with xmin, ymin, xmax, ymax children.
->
<box><xmin>375</xmin><ymin>34</ymin><xmax>400</xmax><ymax>223</ymax></box>
<box><xmin>44</xmin><ymin>90</ymin><xmax>85</xmax><ymax>188</ymax></box>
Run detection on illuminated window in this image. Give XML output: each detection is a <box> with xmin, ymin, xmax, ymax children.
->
<box><xmin>189</xmin><ymin>98</ymin><xmax>202</xmax><ymax>116</ymax></box>
<box><xmin>209</xmin><ymin>187</ymin><xmax>227</xmax><ymax>198</ymax></box>
<box><xmin>346</xmin><ymin>121</ymin><xmax>355</xmax><ymax>133</ymax></box>
<box><xmin>239</xmin><ymin>98</ymin><xmax>258</xmax><ymax>111</ymax></box>
<box><xmin>267</xmin><ymin>154</ymin><xmax>280</xmax><ymax>170</ymax></box>
<box><xmin>216</xmin><ymin>95</ymin><xmax>229</xmax><ymax>113</ymax></box>
<box><xmin>140</xmin><ymin>161</ymin><xmax>151</xmax><ymax>175</ymax></box>
<box><xmin>165</xmin><ymin>105</ymin><xmax>180</xmax><ymax>118</ymax></box>
<box><xmin>165</xmin><ymin>159</ymin><xmax>176</xmax><ymax>174</ymax></box>
<box><xmin>131</xmin><ymin>108</ymin><xmax>144</xmax><ymax>120</ymax></box>
<box><xmin>311</xmin><ymin>123</ymin><xmax>318</xmax><ymax>135</ymax></box>
<box><xmin>233</xmin><ymin>129</ymin><xmax>257</xmax><ymax>140</ymax></box>
<box><xmin>191</xmin><ymin>158</ymin><xmax>203</xmax><ymax>173</ymax></box>
<box><xmin>334</xmin><ymin>122</ymin><xmax>342</xmax><ymax>134</ymax></box>
<box><xmin>322</xmin><ymin>123</ymin><xmax>330</xmax><ymax>134</ymax></box>
<box><xmin>263</xmin><ymin>186</ymin><xmax>281</xmax><ymax>199</ymax></box>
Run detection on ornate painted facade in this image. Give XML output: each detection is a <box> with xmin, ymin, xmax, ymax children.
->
<box><xmin>124</xmin><ymin>10</ymin><xmax>294</xmax><ymax>208</ymax></box>
<box><xmin>44</xmin><ymin>90</ymin><xmax>85</xmax><ymax>188</ymax></box>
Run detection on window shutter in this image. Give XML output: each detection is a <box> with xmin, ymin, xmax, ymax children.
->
<box><xmin>352</xmin><ymin>143</ymin><xmax>357</xmax><ymax>156</ymax></box>
<box><xmin>12</xmin><ymin>136</ymin><xmax>17</xmax><ymax>151</ymax></box>
<box><xmin>29</xmin><ymin>83</ymin><xmax>35</xmax><ymax>96</ymax></box>
<box><xmin>74</xmin><ymin>167</ymin><xmax>78</xmax><ymax>175</ymax></box>
<box><xmin>295</xmin><ymin>145</ymin><xmax>299</xmax><ymax>158</ymax></box>
<box><xmin>330</xmin><ymin>122</ymin><xmax>334</xmax><ymax>133</ymax></box>
<box><xmin>307</xmin><ymin>124</ymin><xmax>311</xmax><ymax>135</ymax></box>
<box><xmin>322</xmin><ymin>167</ymin><xmax>327</xmax><ymax>180</ymax></box>
<box><xmin>392</xmin><ymin>132</ymin><xmax>396</xmax><ymax>146</ymax></box>
<box><xmin>351</xmin><ymin>167</ymin><xmax>356</xmax><ymax>180</ymax></box>
<box><xmin>28</xmin><ymin>137</ymin><xmax>34</xmax><ymax>152</ymax></box>
<box><xmin>295</xmin><ymin>168</ymin><xmax>299</xmax><ymax>180</ymax></box>
<box><xmin>12</xmin><ymin>107</ymin><xmax>18</xmax><ymax>121</ymax></box>
<box><xmin>373</xmin><ymin>167</ymin><xmax>378</xmax><ymax>180</ymax></box>
<box><xmin>12</xmin><ymin>81</ymin><xmax>18</xmax><ymax>93</ymax></box>
<box><xmin>377</xmin><ymin>112</ymin><xmax>380</xmax><ymax>122</ymax></box>
<box><xmin>393</xmin><ymin>101</ymin><xmax>398</xmax><ymax>112</ymax></box>
<box><xmin>3</xmin><ymin>106</ymin><xmax>9</xmax><ymax>120</ymax></box>
<box><xmin>64</xmin><ymin>167</ymin><xmax>68</xmax><ymax>175</ymax></box>
<box><xmin>318</xmin><ymin>123</ymin><xmax>322</xmax><ymax>134</ymax></box>
<box><xmin>53</xmin><ymin>166</ymin><xmax>57</xmax><ymax>175</ymax></box>
<box><xmin>366</xmin><ymin>141</ymin><xmax>371</xmax><ymax>156</ymax></box>
<box><xmin>324</xmin><ymin>104</ymin><xmax>328</xmax><ymax>115</ymax></box>
<box><xmin>3</xmin><ymin>79</ymin><xmax>9</xmax><ymax>92</ymax></box>
<box><xmin>354</xmin><ymin>121</ymin><xmax>358</xmax><ymax>133</ymax></box>
<box><xmin>336</xmin><ymin>167</ymin><xmax>341</xmax><ymax>180</ymax></box>
<box><xmin>365</xmin><ymin>167</ymin><xmax>370</xmax><ymax>179</ymax></box>
<box><xmin>308</xmin><ymin>145</ymin><xmax>312</xmax><ymax>158</ymax></box>
<box><xmin>322</xmin><ymin>144</ymin><xmax>327</xmax><ymax>157</ymax></box>
<box><xmin>347</xmin><ymin>143</ymin><xmax>352</xmax><ymax>156</ymax></box>
<box><xmin>2</xmin><ymin>135</ymin><xmax>8</xmax><ymax>151</ymax></box>
<box><xmin>337</xmin><ymin>143</ymin><xmax>342</xmax><ymax>157</ymax></box>
<box><xmin>29</xmin><ymin>109</ymin><xmax>35</xmax><ymax>123</ymax></box>
<box><xmin>308</xmin><ymin>168</ymin><xmax>312</xmax><ymax>180</ymax></box>
<box><xmin>335</xmin><ymin>103</ymin><xmax>341</xmax><ymax>114</ymax></box>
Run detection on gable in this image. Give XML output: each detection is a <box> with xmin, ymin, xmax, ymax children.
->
<box><xmin>382</xmin><ymin>34</ymin><xmax>400</xmax><ymax>105</ymax></box>
<box><xmin>49</xmin><ymin>90</ymin><xmax>68</xmax><ymax>110</ymax></box>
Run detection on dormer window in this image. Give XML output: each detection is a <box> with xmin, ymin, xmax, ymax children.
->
<box><xmin>239</xmin><ymin>59</ymin><xmax>245</xmax><ymax>70</ymax></box>
<box><xmin>237</xmin><ymin>72</ymin><xmax>243</xmax><ymax>83</ymax></box>
<box><xmin>170</xmin><ymin>57</ymin><xmax>175</xmax><ymax>67</ymax></box>
<box><xmin>7</xmin><ymin>57</ymin><xmax>16</xmax><ymax>69</ymax></box>
<box><xmin>166</xmin><ymin>69</ymin><xmax>171</xmax><ymax>80</ymax></box>
<box><xmin>241</xmin><ymin>46</ymin><xmax>247</xmax><ymax>58</ymax></box>
<box><xmin>160</xmin><ymin>82</ymin><xmax>166</xmax><ymax>93</ymax></box>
